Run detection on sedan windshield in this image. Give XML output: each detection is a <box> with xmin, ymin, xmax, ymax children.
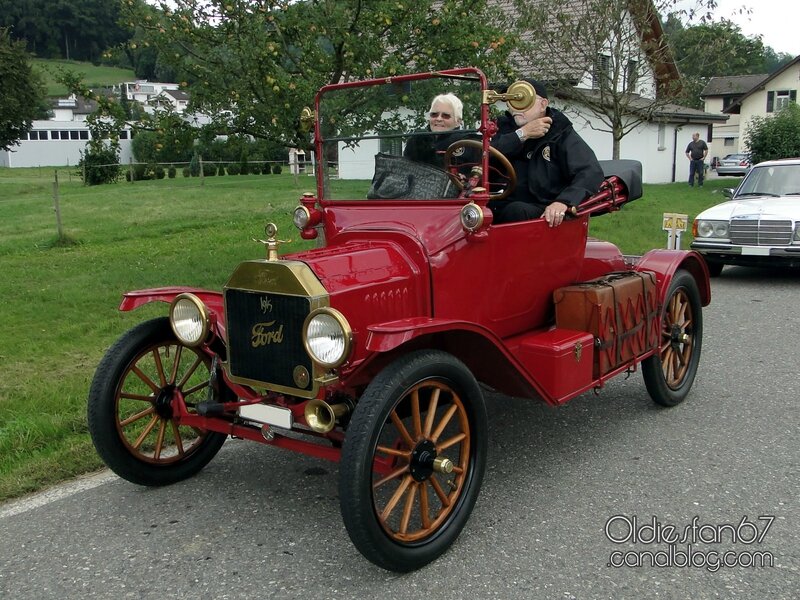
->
<box><xmin>736</xmin><ymin>164</ymin><xmax>800</xmax><ymax>197</ymax></box>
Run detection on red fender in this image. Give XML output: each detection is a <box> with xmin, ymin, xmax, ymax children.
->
<box><xmin>635</xmin><ymin>250</ymin><xmax>711</xmax><ymax>307</ymax></box>
<box><xmin>119</xmin><ymin>286</ymin><xmax>227</xmax><ymax>337</ymax></box>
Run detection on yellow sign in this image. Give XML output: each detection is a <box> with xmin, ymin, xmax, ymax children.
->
<box><xmin>662</xmin><ymin>212</ymin><xmax>688</xmax><ymax>232</ymax></box>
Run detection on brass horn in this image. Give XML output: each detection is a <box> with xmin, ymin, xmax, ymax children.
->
<box><xmin>304</xmin><ymin>399</ymin><xmax>350</xmax><ymax>433</ymax></box>
<box><xmin>482</xmin><ymin>80</ymin><xmax>537</xmax><ymax>111</ymax></box>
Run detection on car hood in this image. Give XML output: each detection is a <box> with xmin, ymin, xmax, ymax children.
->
<box><xmin>697</xmin><ymin>196</ymin><xmax>800</xmax><ymax>220</ymax></box>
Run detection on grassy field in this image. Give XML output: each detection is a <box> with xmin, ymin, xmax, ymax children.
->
<box><xmin>0</xmin><ymin>168</ymin><xmax>733</xmax><ymax>502</ymax></box>
<box><xmin>32</xmin><ymin>59</ymin><xmax>137</xmax><ymax>97</ymax></box>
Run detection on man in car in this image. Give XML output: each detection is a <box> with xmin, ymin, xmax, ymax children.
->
<box><xmin>685</xmin><ymin>132</ymin><xmax>708</xmax><ymax>187</ymax></box>
<box><xmin>490</xmin><ymin>78</ymin><xmax>604</xmax><ymax>226</ymax></box>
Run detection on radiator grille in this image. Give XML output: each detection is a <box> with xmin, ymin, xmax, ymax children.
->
<box><xmin>729</xmin><ymin>219</ymin><xmax>793</xmax><ymax>246</ymax></box>
<box><xmin>225</xmin><ymin>289</ymin><xmax>312</xmax><ymax>390</ymax></box>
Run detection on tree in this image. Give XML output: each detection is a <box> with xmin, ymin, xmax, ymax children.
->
<box><xmin>663</xmin><ymin>16</ymin><xmax>794</xmax><ymax>108</ymax></box>
<box><xmin>121</xmin><ymin>0</ymin><xmax>520</xmax><ymax>149</ymax></box>
<box><xmin>0</xmin><ymin>0</ymin><xmax>130</xmax><ymax>63</ymax></box>
<box><xmin>0</xmin><ymin>27</ymin><xmax>47</xmax><ymax>152</ymax></box>
<box><xmin>509</xmin><ymin>0</ymin><xmax>694</xmax><ymax>159</ymax></box>
<box><xmin>744</xmin><ymin>104</ymin><xmax>800</xmax><ymax>165</ymax></box>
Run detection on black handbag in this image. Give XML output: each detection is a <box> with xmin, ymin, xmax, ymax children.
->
<box><xmin>367</xmin><ymin>153</ymin><xmax>458</xmax><ymax>200</ymax></box>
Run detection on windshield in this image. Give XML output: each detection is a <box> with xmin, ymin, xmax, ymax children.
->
<box><xmin>315</xmin><ymin>71</ymin><xmax>488</xmax><ymax>201</ymax></box>
<box><xmin>737</xmin><ymin>164</ymin><xmax>800</xmax><ymax>197</ymax></box>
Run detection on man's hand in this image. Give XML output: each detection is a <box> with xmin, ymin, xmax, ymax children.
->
<box><xmin>543</xmin><ymin>201</ymin><xmax>569</xmax><ymax>227</ymax></box>
<box><xmin>518</xmin><ymin>116</ymin><xmax>553</xmax><ymax>140</ymax></box>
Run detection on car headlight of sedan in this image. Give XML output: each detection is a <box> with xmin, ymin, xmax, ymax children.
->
<box><xmin>695</xmin><ymin>219</ymin><xmax>729</xmax><ymax>239</ymax></box>
<box><xmin>303</xmin><ymin>308</ymin><xmax>352</xmax><ymax>368</ymax></box>
<box><xmin>794</xmin><ymin>223</ymin><xmax>800</xmax><ymax>242</ymax></box>
<box><xmin>170</xmin><ymin>293</ymin><xmax>211</xmax><ymax>346</ymax></box>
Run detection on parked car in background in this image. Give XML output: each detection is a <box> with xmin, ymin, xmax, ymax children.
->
<box><xmin>692</xmin><ymin>158</ymin><xmax>800</xmax><ymax>276</ymax></box>
<box><xmin>715</xmin><ymin>153</ymin><xmax>751</xmax><ymax>176</ymax></box>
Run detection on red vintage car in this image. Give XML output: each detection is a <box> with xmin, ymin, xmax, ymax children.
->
<box><xmin>88</xmin><ymin>68</ymin><xmax>711</xmax><ymax>572</ymax></box>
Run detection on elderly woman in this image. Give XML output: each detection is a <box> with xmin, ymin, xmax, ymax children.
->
<box><xmin>403</xmin><ymin>93</ymin><xmax>466</xmax><ymax>168</ymax></box>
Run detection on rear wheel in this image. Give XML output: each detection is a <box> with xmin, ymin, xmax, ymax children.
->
<box><xmin>339</xmin><ymin>350</ymin><xmax>487</xmax><ymax>572</ymax></box>
<box><xmin>642</xmin><ymin>270</ymin><xmax>703</xmax><ymax>406</ymax></box>
<box><xmin>87</xmin><ymin>317</ymin><xmax>226</xmax><ymax>486</ymax></box>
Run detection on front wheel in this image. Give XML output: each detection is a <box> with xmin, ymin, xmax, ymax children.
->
<box><xmin>642</xmin><ymin>270</ymin><xmax>703</xmax><ymax>407</ymax></box>
<box><xmin>87</xmin><ymin>317</ymin><xmax>226</xmax><ymax>486</ymax></box>
<box><xmin>339</xmin><ymin>350</ymin><xmax>488</xmax><ymax>572</ymax></box>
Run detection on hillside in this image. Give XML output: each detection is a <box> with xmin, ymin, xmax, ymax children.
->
<box><xmin>32</xmin><ymin>58</ymin><xmax>136</xmax><ymax>97</ymax></box>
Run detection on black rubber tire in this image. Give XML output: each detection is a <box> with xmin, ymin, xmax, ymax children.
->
<box><xmin>87</xmin><ymin>317</ymin><xmax>226</xmax><ymax>486</ymax></box>
<box><xmin>705</xmin><ymin>260</ymin><xmax>724</xmax><ymax>277</ymax></box>
<box><xmin>642</xmin><ymin>270</ymin><xmax>703</xmax><ymax>407</ymax></box>
<box><xmin>339</xmin><ymin>350</ymin><xmax>488</xmax><ymax>572</ymax></box>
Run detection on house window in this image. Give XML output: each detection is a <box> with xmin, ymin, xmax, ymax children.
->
<box><xmin>657</xmin><ymin>123</ymin><xmax>666</xmax><ymax>150</ymax></box>
<box><xmin>625</xmin><ymin>60</ymin><xmax>638</xmax><ymax>93</ymax></box>
<box><xmin>60</xmin><ymin>131</ymin><xmax>70</xmax><ymax>140</ymax></box>
<box><xmin>70</xmin><ymin>131</ymin><xmax>80</xmax><ymax>140</ymax></box>
<box><xmin>51</xmin><ymin>131</ymin><xmax>60</xmax><ymax>139</ymax></box>
<box><xmin>767</xmin><ymin>90</ymin><xmax>797</xmax><ymax>112</ymax></box>
<box><xmin>120</xmin><ymin>130</ymin><xmax>128</xmax><ymax>140</ymax></box>
<box><xmin>80</xmin><ymin>131</ymin><xmax>89</xmax><ymax>140</ymax></box>
<box><xmin>593</xmin><ymin>55</ymin><xmax>610</xmax><ymax>89</ymax></box>
<box><xmin>724</xmin><ymin>137</ymin><xmax>734</xmax><ymax>146</ymax></box>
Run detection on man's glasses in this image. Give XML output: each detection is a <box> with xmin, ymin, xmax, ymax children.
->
<box><xmin>429</xmin><ymin>112</ymin><xmax>453</xmax><ymax>119</ymax></box>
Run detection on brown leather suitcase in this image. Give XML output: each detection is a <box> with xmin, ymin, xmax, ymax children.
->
<box><xmin>553</xmin><ymin>271</ymin><xmax>659</xmax><ymax>377</ymax></box>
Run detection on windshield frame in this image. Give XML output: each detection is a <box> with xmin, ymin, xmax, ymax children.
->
<box><xmin>311</xmin><ymin>68</ymin><xmax>492</xmax><ymax>204</ymax></box>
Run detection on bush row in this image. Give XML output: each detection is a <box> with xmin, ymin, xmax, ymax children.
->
<box><xmin>123</xmin><ymin>163</ymin><xmax>284</xmax><ymax>181</ymax></box>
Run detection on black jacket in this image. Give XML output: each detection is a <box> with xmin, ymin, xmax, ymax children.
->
<box><xmin>490</xmin><ymin>107</ymin><xmax>603</xmax><ymax>209</ymax></box>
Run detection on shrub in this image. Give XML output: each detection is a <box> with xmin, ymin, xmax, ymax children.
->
<box><xmin>189</xmin><ymin>154</ymin><xmax>201</xmax><ymax>177</ymax></box>
<box><xmin>227</xmin><ymin>163</ymin><xmax>241</xmax><ymax>175</ymax></box>
<box><xmin>271</xmin><ymin>163</ymin><xmax>282</xmax><ymax>174</ymax></box>
<box><xmin>745</xmin><ymin>103</ymin><xmax>800</xmax><ymax>164</ymax></box>
<box><xmin>168</xmin><ymin>166</ymin><xmax>177</xmax><ymax>178</ymax></box>
<box><xmin>154</xmin><ymin>165</ymin><xmax>166</xmax><ymax>179</ymax></box>
<box><xmin>182</xmin><ymin>167</ymin><xmax>190</xmax><ymax>177</ymax></box>
<box><xmin>202</xmin><ymin>162</ymin><xmax>217</xmax><ymax>176</ymax></box>
<box><xmin>79</xmin><ymin>148</ymin><xmax>121</xmax><ymax>185</ymax></box>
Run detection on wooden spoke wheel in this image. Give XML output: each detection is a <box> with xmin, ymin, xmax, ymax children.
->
<box><xmin>339</xmin><ymin>350</ymin><xmax>487</xmax><ymax>572</ymax></box>
<box><xmin>642</xmin><ymin>270</ymin><xmax>703</xmax><ymax>407</ymax></box>
<box><xmin>87</xmin><ymin>317</ymin><xmax>226</xmax><ymax>486</ymax></box>
<box><xmin>443</xmin><ymin>139</ymin><xmax>516</xmax><ymax>200</ymax></box>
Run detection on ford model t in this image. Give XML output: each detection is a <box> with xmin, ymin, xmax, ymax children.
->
<box><xmin>88</xmin><ymin>68</ymin><xmax>711</xmax><ymax>571</ymax></box>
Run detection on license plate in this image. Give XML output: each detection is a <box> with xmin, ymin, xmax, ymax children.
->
<box><xmin>741</xmin><ymin>246</ymin><xmax>770</xmax><ymax>256</ymax></box>
<box><xmin>238</xmin><ymin>404</ymin><xmax>293</xmax><ymax>429</ymax></box>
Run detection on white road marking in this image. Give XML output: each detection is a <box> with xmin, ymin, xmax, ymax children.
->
<box><xmin>0</xmin><ymin>470</ymin><xmax>117</xmax><ymax>519</ymax></box>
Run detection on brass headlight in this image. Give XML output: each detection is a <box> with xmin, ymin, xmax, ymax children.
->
<box><xmin>303</xmin><ymin>308</ymin><xmax>352</xmax><ymax>368</ymax></box>
<box><xmin>169</xmin><ymin>293</ymin><xmax>210</xmax><ymax>346</ymax></box>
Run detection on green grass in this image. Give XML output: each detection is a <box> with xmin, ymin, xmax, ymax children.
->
<box><xmin>32</xmin><ymin>59</ymin><xmax>136</xmax><ymax>97</ymax></box>
<box><xmin>0</xmin><ymin>168</ymin><xmax>732</xmax><ymax>502</ymax></box>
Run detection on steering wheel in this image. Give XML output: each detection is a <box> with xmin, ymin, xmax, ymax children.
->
<box><xmin>443</xmin><ymin>139</ymin><xmax>517</xmax><ymax>200</ymax></box>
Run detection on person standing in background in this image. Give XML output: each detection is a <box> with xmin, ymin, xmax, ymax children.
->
<box><xmin>685</xmin><ymin>132</ymin><xmax>708</xmax><ymax>187</ymax></box>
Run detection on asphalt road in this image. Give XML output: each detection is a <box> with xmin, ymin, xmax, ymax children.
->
<box><xmin>1</xmin><ymin>266</ymin><xmax>798</xmax><ymax>599</ymax></box>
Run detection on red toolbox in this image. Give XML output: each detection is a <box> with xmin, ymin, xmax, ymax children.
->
<box><xmin>553</xmin><ymin>271</ymin><xmax>659</xmax><ymax>377</ymax></box>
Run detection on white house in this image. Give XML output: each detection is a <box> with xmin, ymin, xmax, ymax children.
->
<box><xmin>0</xmin><ymin>93</ymin><xmax>134</xmax><ymax>168</ymax></box>
<box><xmin>700</xmin><ymin>74</ymin><xmax>769</xmax><ymax>157</ymax></box>
<box><xmin>721</xmin><ymin>56</ymin><xmax>800</xmax><ymax>154</ymax></box>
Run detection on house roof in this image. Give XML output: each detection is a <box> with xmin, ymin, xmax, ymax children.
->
<box><xmin>700</xmin><ymin>74</ymin><xmax>769</xmax><ymax>98</ymax></box>
<box><xmin>50</xmin><ymin>95</ymin><xmax>97</xmax><ymax>115</ymax></box>
<box><xmin>163</xmin><ymin>90</ymin><xmax>190</xmax><ymax>101</ymax></box>
<box><xmin>558</xmin><ymin>88</ymin><xmax>728</xmax><ymax>123</ymax></box>
<box><xmin>723</xmin><ymin>55</ymin><xmax>800</xmax><ymax>113</ymax></box>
